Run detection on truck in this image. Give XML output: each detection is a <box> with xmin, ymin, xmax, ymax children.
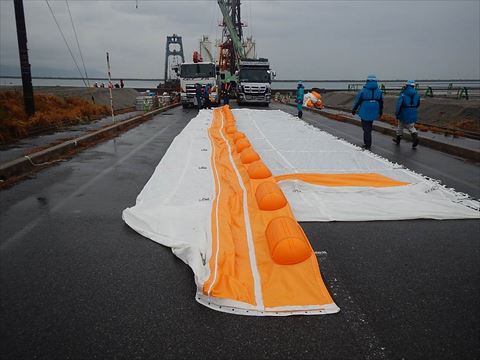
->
<box><xmin>217</xmin><ymin>0</ymin><xmax>274</xmax><ymax>106</ymax></box>
<box><xmin>178</xmin><ymin>61</ymin><xmax>219</xmax><ymax>108</ymax></box>
<box><xmin>236</xmin><ymin>58</ymin><xmax>273</xmax><ymax>106</ymax></box>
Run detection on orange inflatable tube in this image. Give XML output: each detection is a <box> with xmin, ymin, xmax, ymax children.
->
<box><xmin>203</xmin><ymin>106</ymin><xmax>337</xmax><ymax>314</ymax></box>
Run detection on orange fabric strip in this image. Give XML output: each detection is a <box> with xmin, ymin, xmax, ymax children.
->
<box><xmin>275</xmin><ymin>173</ymin><xmax>409</xmax><ymax>187</ymax></box>
<box><xmin>204</xmin><ymin>106</ymin><xmax>336</xmax><ymax>312</ymax></box>
<box><xmin>203</xmin><ymin>110</ymin><xmax>256</xmax><ymax>305</ymax></box>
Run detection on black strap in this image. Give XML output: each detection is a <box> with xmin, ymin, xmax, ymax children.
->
<box><xmin>369</xmin><ymin>89</ymin><xmax>379</xmax><ymax>102</ymax></box>
<box><xmin>403</xmin><ymin>94</ymin><xmax>417</xmax><ymax>108</ymax></box>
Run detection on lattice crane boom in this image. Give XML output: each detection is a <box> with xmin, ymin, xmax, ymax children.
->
<box><xmin>217</xmin><ymin>0</ymin><xmax>246</xmax><ymax>61</ymax></box>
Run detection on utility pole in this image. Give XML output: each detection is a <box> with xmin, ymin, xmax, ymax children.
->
<box><xmin>14</xmin><ymin>0</ymin><xmax>35</xmax><ymax>116</ymax></box>
<box><xmin>106</xmin><ymin>52</ymin><xmax>115</xmax><ymax>123</ymax></box>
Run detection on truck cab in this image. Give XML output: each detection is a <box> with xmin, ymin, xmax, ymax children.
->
<box><xmin>236</xmin><ymin>59</ymin><xmax>273</xmax><ymax>106</ymax></box>
<box><xmin>179</xmin><ymin>62</ymin><xmax>218</xmax><ymax>108</ymax></box>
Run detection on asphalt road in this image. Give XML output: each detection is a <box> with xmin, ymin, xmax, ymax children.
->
<box><xmin>1</xmin><ymin>104</ymin><xmax>479</xmax><ymax>359</ymax></box>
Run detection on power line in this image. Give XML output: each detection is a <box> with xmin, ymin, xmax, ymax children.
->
<box><xmin>65</xmin><ymin>0</ymin><xmax>90</xmax><ymax>87</ymax></box>
<box><xmin>45</xmin><ymin>0</ymin><xmax>87</xmax><ymax>88</ymax></box>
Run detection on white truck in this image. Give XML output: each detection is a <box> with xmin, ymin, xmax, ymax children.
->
<box><xmin>236</xmin><ymin>58</ymin><xmax>274</xmax><ymax>106</ymax></box>
<box><xmin>178</xmin><ymin>62</ymin><xmax>219</xmax><ymax>108</ymax></box>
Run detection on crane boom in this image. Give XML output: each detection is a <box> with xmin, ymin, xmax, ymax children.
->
<box><xmin>217</xmin><ymin>0</ymin><xmax>246</xmax><ymax>60</ymax></box>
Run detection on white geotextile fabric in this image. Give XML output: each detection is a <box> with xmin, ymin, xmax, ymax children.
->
<box><xmin>123</xmin><ymin>110</ymin><xmax>215</xmax><ymax>286</ymax></box>
<box><xmin>232</xmin><ymin>108</ymin><xmax>479</xmax><ymax>221</ymax></box>
<box><xmin>122</xmin><ymin>108</ymin><xmax>478</xmax><ymax>314</ymax></box>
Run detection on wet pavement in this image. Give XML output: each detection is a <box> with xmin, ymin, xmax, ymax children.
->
<box><xmin>320</xmin><ymin>106</ymin><xmax>480</xmax><ymax>152</ymax></box>
<box><xmin>1</xmin><ymin>105</ymin><xmax>479</xmax><ymax>359</ymax></box>
<box><xmin>0</xmin><ymin>111</ymin><xmax>142</xmax><ymax>164</ymax></box>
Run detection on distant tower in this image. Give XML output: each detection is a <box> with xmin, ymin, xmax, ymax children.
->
<box><xmin>199</xmin><ymin>35</ymin><xmax>214</xmax><ymax>63</ymax></box>
<box><xmin>164</xmin><ymin>34</ymin><xmax>184</xmax><ymax>81</ymax></box>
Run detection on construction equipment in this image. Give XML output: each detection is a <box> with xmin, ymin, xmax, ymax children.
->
<box><xmin>217</xmin><ymin>0</ymin><xmax>273</xmax><ymax>105</ymax></box>
<box><xmin>178</xmin><ymin>52</ymin><xmax>219</xmax><ymax>108</ymax></box>
<box><xmin>199</xmin><ymin>35</ymin><xmax>214</xmax><ymax>63</ymax></box>
<box><xmin>236</xmin><ymin>58</ymin><xmax>273</xmax><ymax>106</ymax></box>
<box><xmin>217</xmin><ymin>0</ymin><xmax>245</xmax><ymax>76</ymax></box>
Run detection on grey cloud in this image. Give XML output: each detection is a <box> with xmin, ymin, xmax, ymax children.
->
<box><xmin>1</xmin><ymin>0</ymin><xmax>479</xmax><ymax>80</ymax></box>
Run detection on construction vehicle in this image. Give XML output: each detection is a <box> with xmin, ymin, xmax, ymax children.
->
<box><xmin>217</xmin><ymin>0</ymin><xmax>274</xmax><ymax>106</ymax></box>
<box><xmin>236</xmin><ymin>58</ymin><xmax>273</xmax><ymax>106</ymax></box>
<box><xmin>178</xmin><ymin>52</ymin><xmax>219</xmax><ymax>108</ymax></box>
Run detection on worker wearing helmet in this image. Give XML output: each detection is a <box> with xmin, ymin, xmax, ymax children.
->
<box><xmin>296</xmin><ymin>81</ymin><xmax>305</xmax><ymax>118</ymax></box>
<box><xmin>352</xmin><ymin>74</ymin><xmax>384</xmax><ymax>150</ymax></box>
<box><xmin>394</xmin><ymin>80</ymin><xmax>420</xmax><ymax>148</ymax></box>
<box><xmin>203</xmin><ymin>83</ymin><xmax>211</xmax><ymax>109</ymax></box>
<box><xmin>195</xmin><ymin>83</ymin><xmax>203</xmax><ymax>110</ymax></box>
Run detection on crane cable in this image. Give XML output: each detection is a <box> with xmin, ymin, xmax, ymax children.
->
<box><xmin>45</xmin><ymin>0</ymin><xmax>88</xmax><ymax>88</ymax></box>
<box><xmin>65</xmin><ymin>0</ymin><xmax>90</xmax><ymax>87</ymax></box>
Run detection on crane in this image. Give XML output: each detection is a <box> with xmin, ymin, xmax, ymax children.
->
<box><xmin>217</xmin><ymin>0</ymin><xmax>245</xmax><ymax>61</ymax></box>
<box><xmin>217</xmin><ymin>0</ymin><xmax>273</xmax><ymax>106</ymax></box>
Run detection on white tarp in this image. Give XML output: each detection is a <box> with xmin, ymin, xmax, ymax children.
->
<box><xmin>123</xmin><ymin>108</ymin><xmax>479</xmax><ymax>314</ymax></box>
<box><xmin>232</xmin><ymin>108</ymin><xmax>479</xmax><ymax>221</ymax></box>
<box><xmin>123</xmin><ymin>110</ymin><xmax>214</xmax><ymax>287</ymax></box>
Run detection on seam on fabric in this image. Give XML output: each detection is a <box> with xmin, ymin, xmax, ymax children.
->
<box><xmin>219</xmin><ymin>112</ymin><xmax>264</xmax><ymax>310</ymax></box>
<box><xmin>162</xmin><ymin>139</ymin><xmax>194</xmax><ymax>205</ymax></box>
<box><xmin>246</xmin><ymin>111</ymin><xmax>321</xmax><ymax>211</ymax></box>
<box><xmin>249</xmin><ymin>112</ymin><xmax>297</xmax><ymax>173</ymax></box>
<box><xmin>206</xmin><ymin>114</ymin><xmax>222</xmax><ymax>296</ymax></box>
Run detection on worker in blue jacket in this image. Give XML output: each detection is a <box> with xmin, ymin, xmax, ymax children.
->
<box><xmin>296</xmin><ymin>81</ymin><xmax>305</xmax><ymax>118</ymax></box>
<box><xmin>352</xmin><ymin>74</ymin><xmax>384</xmax><ymax>150</ymax></box>
<box><xmin>394</xmin><ymin>80</ymin><xmax>420</xmax><ymax>148</ymax></box>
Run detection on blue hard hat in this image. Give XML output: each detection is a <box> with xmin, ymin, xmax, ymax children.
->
<box><xmin>406</xmin><ymin>79</ymin><xmax>415</xmax><ymax>86</ymax></box>
<box><xmin>367</xmin><ymin>74</ymin><xmax>377</xmax><ymax>81</ymax></box>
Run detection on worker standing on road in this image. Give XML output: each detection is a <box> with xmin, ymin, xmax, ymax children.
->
<box><xmin>223</xmin><ymin>81</ymin><xmax>232</xmax><ymax>105</ymax></box>
<box><xmin>204</xmin><ymin>83</ymin><xmax>212</xmax><ymax>109</ymax></box>
<box><xmin>195</xmin><ymin>83</ymin><xmax>203</xmax><ymax>110</ymax></box>
<box><xmin>394</xmin><ymin>80</ymin><xmax>420</xmax><ymax>148</ymax></box>
<box><xmin>296</xmin><ymin>81</ymin><xmax>305</xmax><ymax>118</ymax></box>
<box><xmin>352</xmin><ymin>74</ymin><xmax>384</xmax><ymax>150</ymax></box>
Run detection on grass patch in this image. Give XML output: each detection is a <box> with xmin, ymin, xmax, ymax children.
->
<box><xmin>0</xmin><ymin>91</ymin><xmax>109</xmax><ymax>144</ymax></box>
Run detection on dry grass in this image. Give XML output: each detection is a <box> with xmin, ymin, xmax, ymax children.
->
<box><xmin>453</xmin><ymin>119</ymin><xmax>479</xmax><ymax>132</ymax></box>
<box><xmin>0</xmin><ymin>91</ymin><xmax>109</xmax><ymax>144</ymax></box>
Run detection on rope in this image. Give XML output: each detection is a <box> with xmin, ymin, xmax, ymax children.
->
<box><xmin>45</xmin><ymin>0</ymin><xmax>88</xmax><ymax>88</ymax></box>
<box><xmin>65</xmin><ymin>0</ymin><xmax>90</xmax><ymax>87</ymax></box>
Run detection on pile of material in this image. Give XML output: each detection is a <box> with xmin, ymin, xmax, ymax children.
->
<box><xmin>303</xmin><ymin>90</ymin><xmax>324</xmax><ymax>109</ymax></box>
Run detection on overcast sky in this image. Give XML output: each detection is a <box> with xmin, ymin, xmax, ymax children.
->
<box><xmin>1</xmin><ymin>0</ymin><xmax>479</xmax><ymax>80</ymax></box>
